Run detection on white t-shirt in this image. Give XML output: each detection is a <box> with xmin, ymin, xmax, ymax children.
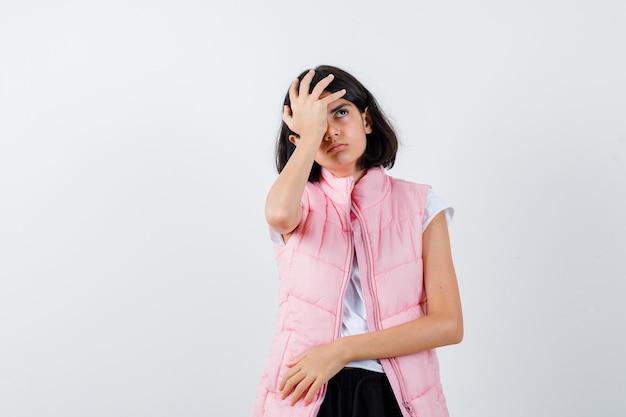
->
<box><xmin>270</xmin><ymin>189</ymin><xmax>454</xmax><ymax>373</ymax></box>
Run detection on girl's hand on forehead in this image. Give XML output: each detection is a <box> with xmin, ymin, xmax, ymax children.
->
<box><xmin>282</xmin><ymin>69</ymin><xmax>346</xmax><ymax>142</ymax></box>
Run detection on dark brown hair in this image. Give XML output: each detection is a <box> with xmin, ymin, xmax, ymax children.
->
<box><xmin>275</xmin><ymin>65</ymin><xmax>399</xmax><ymax>182</ymax></box>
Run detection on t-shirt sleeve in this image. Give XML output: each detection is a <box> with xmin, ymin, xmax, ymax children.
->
<box><xmin>269</xmin><ymin>226</ymin><xmax>285</xmax><ymax>246</ymax></box>
<box><xmin>423</xmin><ymin>189</ymin><xmax>454</xmax><ymax>232</ymax></box>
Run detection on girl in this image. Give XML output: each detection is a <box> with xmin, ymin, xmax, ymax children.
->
<box><xmin>252</xmin><ymin>65</ymin><xmax>463</xmax><ymax>417</ymax></box>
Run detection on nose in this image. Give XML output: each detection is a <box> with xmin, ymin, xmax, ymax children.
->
<box><xmin>324</xmin><ymin>122</ymin><xmax>339</xmax><ymax>142</ymax></box>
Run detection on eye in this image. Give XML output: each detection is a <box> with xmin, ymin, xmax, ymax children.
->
<box><xmin>336</xmin><ymin>109</ymin><xmax>348</xmax><ymax>118</ymax></box>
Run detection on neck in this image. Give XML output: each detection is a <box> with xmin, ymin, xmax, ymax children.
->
<box><xmin>326</xmin><ymin>167</ymin><xmax>366</xmax><ymax>183</ymax></box>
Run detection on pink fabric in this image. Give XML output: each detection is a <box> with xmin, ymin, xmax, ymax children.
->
<box><xmin>252</xmin><ymin>166</ymin><xmax>449</xmax><ymax>417</ymax></box>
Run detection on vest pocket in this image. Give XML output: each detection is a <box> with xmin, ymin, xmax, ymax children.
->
<box><xmin>265</xmin><ymin>331</ymin><xmax>292</xmax><ymax>392</ymax></box>
<box><xmin>411</xmin><ymin>385</ymin><xmax>449</xmax><ymax>417</ymax></box>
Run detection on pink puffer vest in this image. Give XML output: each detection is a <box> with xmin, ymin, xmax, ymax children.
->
<box><xmin>252</xmin><ymin>166</ymin><xmax>449</xmax><ymax>417</ymax></box>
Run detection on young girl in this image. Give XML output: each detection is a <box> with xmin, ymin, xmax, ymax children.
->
<box><xmin>252</xmin><ymin>65</ymin><xmax>463</xmax><ymax>417</ymax></box>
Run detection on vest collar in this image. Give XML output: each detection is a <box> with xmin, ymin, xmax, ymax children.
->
<box><xmin>319</xmin><ymin>165</ymin><xmax>390</xmax><ymax>209</ymax></box>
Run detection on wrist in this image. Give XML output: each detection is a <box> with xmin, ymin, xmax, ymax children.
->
<box><xmin>335</xmin><ymin>336</ymin><xmax>356</xmax><ymax>364</ymax></box>
<box><xmin>297</xmin><ymin>130</ymin><xmax>324</xmax><ymax>144</ymax></box>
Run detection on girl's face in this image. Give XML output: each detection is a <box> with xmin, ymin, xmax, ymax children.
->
<box><xmin>312</xmin><ymin>96</ymin><xmax>372</xmax><ymax>180</ymax></box>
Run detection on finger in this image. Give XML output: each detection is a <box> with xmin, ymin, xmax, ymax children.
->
<box><xmin>281</xmin><ymin>371</ymin><xmax>305</xmax><ymax>399</ymax></box>
<box><xmin>281</xmin><ymin>105</ymin><xmax>292</xmax><ymax>126</ymax></box>
<box><xmin>303</xmin><ymin>379</ymin><xmax>323</xmax><ymax>405</ymax></box>
<box><xmin>288</xmin><ymin>78</ymin><xmax>299</xmax><ymax>104</ymax></box>
<box><xmin>298</xmin><ymin>69</ymin><xmax>315</xmax><ymax>97</ymax></box>
<box><xmin>321</xmin><ymin>88</ymin><xmax>347</xmax><ymax>103</ymax></box>
<box><xmin>310</xmin><ymin>73</ymin><xmax>335</xmax><ymax>98</ymax></box>
<box><xmin>289</xmin><ymin>375</ymin><xmax>315</xmax><ymax>406</ymax></box>
<box><xmin>279</xmin><ymin>366</ymin><xmax>298</xmax><ymax>390</ymax></box>
<box><xmin>286</xmin><ymin>352</ymin><xmax>304</xmax><ymax>366</ymax></box>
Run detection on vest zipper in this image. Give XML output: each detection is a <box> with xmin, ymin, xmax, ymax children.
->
<box><xmin>308</xmin><ymin>205</ymin><xmax>355</xmax><ymax>417</ymax></box>
<box><xmin>351</xmin><ymin>205</ymin><xmax>415</xmax><ymax>417</ymax></box>
<box><xmin>392</xmin><ymin>358</ymin><xmax>415</xmax><ymax>416</ymax></box>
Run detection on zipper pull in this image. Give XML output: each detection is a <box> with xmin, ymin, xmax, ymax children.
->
<box><xmin>403</xmin><ymin>400</ymin><xmax>415</xmax><ymax>415</ymax></box>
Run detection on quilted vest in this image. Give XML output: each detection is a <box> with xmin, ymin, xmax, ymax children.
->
<box><xmin>251</xmin><ymin>166</ymin><xmax>449</xmax><ymax>417</ymax></box>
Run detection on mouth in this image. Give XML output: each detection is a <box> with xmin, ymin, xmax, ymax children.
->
<box><xmin>327</xmin><ymin>143</ymin><xmax>347</xmax><ymax>153</ymax></box>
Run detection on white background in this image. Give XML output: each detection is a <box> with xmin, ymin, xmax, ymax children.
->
<box><xmin>1</xmin><ymin>1</ymin><xmax>625</xmax><ymax>416</ymax></box>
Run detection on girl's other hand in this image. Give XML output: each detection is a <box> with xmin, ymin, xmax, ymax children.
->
<box><xmin>279</xmin><ymin>341</ymin><xmax>347</xmax><ymax>406</ymax></box>
<box><xmin>282</xmin><ymin>69</ymin><xmax>346</xmax><ymax>143</ymax></box>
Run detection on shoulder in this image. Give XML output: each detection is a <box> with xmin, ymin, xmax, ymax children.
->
<box><xmin>386</xmin><ymin>174</ymin><xmax>454</xmax><ymax>229</ymax></box>
<box><xmin>388</xmin><ymin>174</ymin><xmax>431</xmax><ymax>191</ymax></box>
<box><xmin>387</xmin><ymin>175</ymin><xmax>432</xmax><ymax>203</ymax></box>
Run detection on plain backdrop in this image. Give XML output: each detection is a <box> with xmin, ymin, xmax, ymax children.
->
<box><xmin>1</xmin><ymin>1</ymin><xmax>625</xmax><ymax>416</ymax></box>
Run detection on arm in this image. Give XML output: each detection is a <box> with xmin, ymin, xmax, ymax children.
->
<box><xmin>265</xmin><ymin>70</ymin><xmax>346</xmax><ymax>234</ymax></box>
<box><xmin>280</xmin><ymin>211</ymin><xmax>463</xmax><ymax>405</ymax></box>
<box><xmin>340</xmin><ymin>210</ymin><xmax>463</xmax><ymax>357</ymax></box>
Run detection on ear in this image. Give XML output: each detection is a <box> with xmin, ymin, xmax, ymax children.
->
<box><xmin>289</xmin><ymin>134</ymin><xmax>300</xmax><ymax>146</ymax></box>
<box><xmin>363</xmin><ymin>107</ymin><xmax>373</xmax><ymax>134</ymax></box>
